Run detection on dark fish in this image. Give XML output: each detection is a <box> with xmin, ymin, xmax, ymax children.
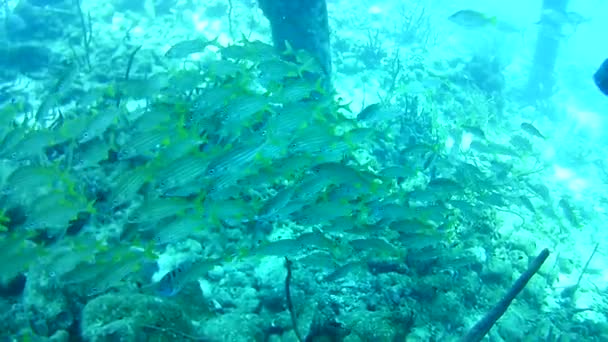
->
<box><xmin>462</xmin><ymin>125</ymin><xmax>486</xmax><ymax>139</ymax></box>
<box><xmin>510</xmin><ymin>135</ymin><xmax>533</xmax><ymax>152</ymax></box>
<box><xmin>558</xmin><ymin>198</ymin><xmax>581</xmax><ymax>228</ymax></box>
<box><xmin>520</xmin><ymin>122</ymin><xmax>545</xmax><ymax>139</ymax></box>
<box><xmin>518</xmin><ymin>195</ymin><xmax>536</xmax><ymax>213</ymax></box>
<box><xmin>357</xmin><ymin>103</ymin><xmax>382</xmax><ymax>121</ymax></box>
<box><xmin>595</xmin><ymin>58</ymin><xmax>608</xmax><ymax>96</ymax></box>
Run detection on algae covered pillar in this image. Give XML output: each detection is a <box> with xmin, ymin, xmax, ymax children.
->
<box><xmin>526</xmin><ymin>0</ymin><xmax>569</xmax><ymax>100</ymax></box>
<box><xmin>257</xmin><ymin>0</ymin><xmax>331</xmax><ymax>78</ymax></box>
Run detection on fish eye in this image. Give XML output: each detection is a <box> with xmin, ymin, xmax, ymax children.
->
<box><xmin>10</xmin><ymin>152</ymin><xmax>18</xmax><ymax>160</ymax></box>
<box><xmin>207</xmin><ymin>168</ymin><xmax>215</xmax><ymax>175</ymax></box>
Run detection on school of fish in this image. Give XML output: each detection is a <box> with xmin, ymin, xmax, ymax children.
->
<box><xmin>0</xmin><ymin>37</ymin><xmax>583</xmax><ymax>298</ymax></box>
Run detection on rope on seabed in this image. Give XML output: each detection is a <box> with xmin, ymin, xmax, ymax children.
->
<box><xmin>285</xmin><ymin>257</ymin><xmax>304</xmax><ymax>342</ymax></box>
<box><xmin>461</xmin><ymin>248</ymin><xmax>550</xmax><ymax>342</ymax></box>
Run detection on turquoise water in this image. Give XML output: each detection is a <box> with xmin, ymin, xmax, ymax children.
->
<box><xmin>0</xmin><ymin>0</ymin><xmax>607</xmax><ymax>340</ymax></box>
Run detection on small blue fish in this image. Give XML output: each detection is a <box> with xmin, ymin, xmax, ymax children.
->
<box><xmin>158</xmin><ymin>263</ymin><xmax>189</xmax><ymax>297</ymax></box>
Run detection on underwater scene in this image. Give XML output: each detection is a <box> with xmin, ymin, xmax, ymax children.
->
<box><xmin>1</xmin><ymin>0</ymin><xmax>608</xmax><ymax>340</ymax></box>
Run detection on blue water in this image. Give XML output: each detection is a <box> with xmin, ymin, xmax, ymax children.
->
<box><xmin>0</xmin><ymin>0</ymin><xmax>607</xmax><ymax>340</ymax></box>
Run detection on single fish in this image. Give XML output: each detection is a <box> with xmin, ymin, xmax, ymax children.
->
<box><xmin>368</xmin><ymin>202</ymin><xmax>412</xmax><ymax>224</ymax></box>
<box><xmin>520</xmin><ymin>122</ymin><xmax>545</xmax><ymax>140</ymax></box>
<box><xmin>357</xmin><ymin>103</ymin><xmax>400</xmax><ymax>125</ymax></box>
<box><xmin>265</xmin><ymin>102</ymin><xmax>316</xmax><ymax>139</ymax></box>
<box><xmin>165</xmin><ymin>37</ymin><xmax>218</xmax><ymax>58</ymax></box>
<box><xmin>205</xmin><ymin>138</ymin><xmax>267</xmax><ymax>176</ymax></box>
<box><xmin>449</xmin><ymin>10</ymin><xmax>497</xmax><ymax>28</ymax></box>
<box><xmin>469</xmin><ymin>141</ymin><xmax>520</xmax><ymax>157</ymax></box>
<box><xmin>110</xmin><ymin>165</ymin><xmax>154</xmax><ymax>207</ymax></box>
<box><xmin>398</xmin><ymin>230</ymin><xmax>443</xmax><ymax>251</ymax></box>
<box><xmin>87</xmin><ymin>247</ymin><xmax>152</xmax><ymax>297</ymax></box>
<box><xmin>595</xmin><ymin>58</ymin><xmax>608</xmax><ymax>96</ymax></box>
<box><xmin>0</xmin><ymin>129</ymin><xmax>56</xmax><ymax>161</ymax></box>
<box><xmin>357</xmin><ymin>103</ymin><xmax>382</xmax><ymax>122</ymax></box>
<box><xmin>24</xmin><ymin>191</ymin><xmax>92</xmax><ymax>226</ymax></box>
<box><xmin>527</xmin><ymin>182</ymin><xmax>551</xmax><ymax>202</ymax></box>
<box><xmin>58</xmin><ymin>114</ymin><xmax>91</xmax><ymax>142</ymax></box>
<box><xmin>510</xmin><ymin>135</ymin><xmax>533</xmax><ymax>152</ymax></box>
<box><xmin>537</xmin><ymin>9</ymin><xmax>589</xmax><ymax>28</ymax></box>
<box><xmin>291</xmin><ymin>201</ymin><xmax>353</xmax><ymax>226</ymax></box>
<box><xmin>152</xmin><ymin>215</ymin><xmax>209</xmax><ymax>246</ymax></box>
<box><xmin>250</xmin><ymin>238</ymin><xmax>306</xmax><ymax>257</ymax></box>
<box><xmin>349</xmin><ymin>238</ymin><xmax>398</xmax><ymax>255</ymax></box>
<box><xmin>73</xmin><ymin>139</ymin><xmax>110</xmax><ymax>170</ymax></box>
<box><xmin>389</xmin><ymin>219</ymin><xmax>435</xmax><ymax>234</ymax></box>
<box><xmin>127</xmin><ymin>197</ymin><xmax>197</xmax><ymax>224</ymax></box>
<box><xmin>204</xmin><ymin>198</ymin><xmax>256</xmax><ymax>226</ymax></box>
<box><xmin>217</xmin><ymin>93</ymin><xmax>269</xmax><ymax>137</ymax></box>
<box><xmin>118</xmin><ymin>73</ymin><xmax>169</xmax><ymax>100</ymax></box>
<box><xmin>4</xmin><ymin>164</ymin><xmax>71</xmax><ymax>197</ymax></box>
<box><xmin>257</xmin><ymin>59</ymin><xmax>304</xmax><ymax>85</ymax></box>
<box><xmin>428</xmin><ymin>178</ymin><xmax>462</xmax><ymax>192</ymax></box>
<box><xmin>221</xmin><ymin>39</ymin><xmax>277</xmax><ymax>63</ymax></box>
<box><xmin>287</xmin><ymin>126</ymin><xmax>340</xmax><ymax>156</ymax></box>
<box><xmin>157</xmin><ymin>258</ymin><xmax>220</xmax><ymax>297</ymax></box>
<box><xmin>257</xmin><ymin>187</ymin><xmax>297</xmax><ymax>221</ymax></box>
<box><xmin>250</xmin><ymin>230</ymin><xmax>335</xmax><ymax>258</ymax></box>
<box><xmin>154</xmin><ymin>150</ymin><xmax>211</xmax><ymax>193</ymax></box>
<box><xmin>518</xmin><ymin>195</ymin><xmax>536</xmax><ymax>214</ymax></box>
<box><xmin>273</xmin><ymin>77</ymin><xmax>324</xmax><ymax>103</ymax></box>
<box><xmin>0</xmin><ymin>232</ymin><xmax>41</xmax><ymax>282</ymax></box>
<box><xmin>297</xmin><ymin>251</ymin><xmax>337</xmax><ymax>269</ymax></box>
<box><xmin>311</xmin><ymin>162</ymin><xmax>374</xmax><ymax>190</ymax></box>
<box><xmin>461</xmin><ymin>125</ymin><xmax>487</xmax><ymax>139</ymax></box>
<box><xmin>168</xmin><ymin>68</ymin><xmax>207</xmax><ymax>92</ymax></box>
<box><xmin>324</xmin><ymin>261</ymin><xmax>365</xmax><ymax>282</ymax></box>
<box><xmin>293</xmin><ymin>174</ymin><xmax>333</xmax><ymax>202</ymax></box>
<box><xmin>79</xmin><ymin>109</ymin><xmax>120</xmax><ymax>144</ymax></box>
<box><xmin>558</xmin><ymin>198</ymin><xmax>581</xmax><ymax>228</ymax></box>
<box><xmin>119</xmin><ymin>127</ymin><xmax>173</xmax><ymax>160</ymax></box>
<box><xmin>379</xmin><ymin>165</ymin><xmax>416</xmax><ymax>180</ymax></box>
